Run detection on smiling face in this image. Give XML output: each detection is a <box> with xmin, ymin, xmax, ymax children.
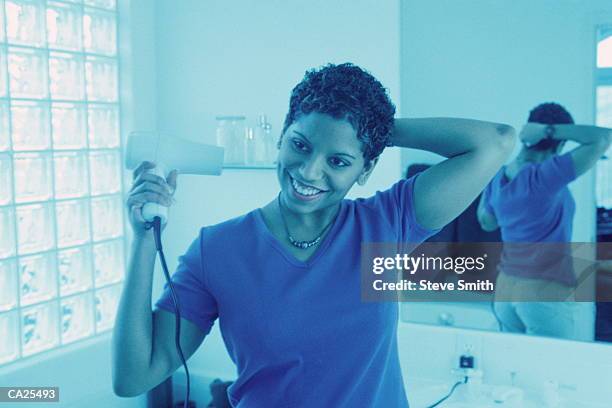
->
<box><xmin>277</xmin><ymin>112</ymin><xmax>376</xmax><ymax>215</ymax></box>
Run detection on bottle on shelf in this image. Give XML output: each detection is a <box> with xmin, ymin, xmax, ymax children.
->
<box><xmin>244</xmin><ymin>127</ymin><xmax>256</xmax><ymax>165</ymax></box>
<box><xmin>254</xmin><ymin>114</ymin><xmax>275</xmax><ymax>165</ymax></box>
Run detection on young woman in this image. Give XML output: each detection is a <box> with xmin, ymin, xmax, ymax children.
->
<box><xmin>113</xmin><ymin>63</ymin><xmax>515</xmax><ymax>406</ymax></box>
<box><xmin>478</xmin><ymin>102</ymin><xmax>611</xmax><ymax>341</ymax></box>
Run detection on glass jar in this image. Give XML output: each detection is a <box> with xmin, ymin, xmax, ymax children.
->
<box><xmin>215</xmin><ymin>116</ymin><xmax>246</xmax><ymax>165</ymax></box>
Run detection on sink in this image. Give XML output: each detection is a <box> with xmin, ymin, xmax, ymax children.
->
<box><xmin>404</xmin><ymin>377</ymin><xmax>608</xmax><ymax>408</ymax></box>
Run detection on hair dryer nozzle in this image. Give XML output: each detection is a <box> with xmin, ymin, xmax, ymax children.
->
<box><xmin>125</xmin><ymin>131</ymin><xmax>224</xmax><ymax>175</ymax></box>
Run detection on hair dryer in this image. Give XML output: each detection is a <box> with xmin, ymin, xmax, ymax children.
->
<box><xmin>125</xmin><ymin>131</ymin><xmax>224</xmax><ymax>224</ymax></box>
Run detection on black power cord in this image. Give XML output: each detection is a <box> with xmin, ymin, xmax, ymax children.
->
<box><xmin>425</xmin><ymin>376</ymin><xmax>468</xmax><ymax>408</ymax></box>
<box><xmin>150</xmin><ymin>216</ymin><xmax>191</xmax><ymax>408</ymax></box>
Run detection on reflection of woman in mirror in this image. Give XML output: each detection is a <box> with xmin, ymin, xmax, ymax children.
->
<box><xmin>114</xmin><ymin>63</ymin><xmax>517</xmax><ymax>405</ymax></box>
<box><xmin>477</xmin><ymin>102</ymin><xmax>611</xmax><ymax>341</ymax></box>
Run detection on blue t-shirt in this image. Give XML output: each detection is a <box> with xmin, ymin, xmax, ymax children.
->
<box><xmin>482</xmin><ymin>153</ymin><xmax>577</xmax><ymax>284</ymax></box>
<box><xmin>155</xmin><ymin>176</ymin><xmax>437</xmax><ymax>407</ymax></box>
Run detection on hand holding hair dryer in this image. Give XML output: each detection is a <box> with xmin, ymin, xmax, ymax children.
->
<box><xmin>125</xmin><ymin>131</ymin><xmax>224</xmax><ymax>224</ymax></box>
<box><xmin>124</xmin><ymin>132</ymin><xmax>223</xmax><ymax>408</ymax></box>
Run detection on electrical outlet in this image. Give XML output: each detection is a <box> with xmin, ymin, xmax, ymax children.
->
<box><xmin>460</xmin><ymin>354</ymin><xmax>474</xmax><ymax>368</ymax></box>
<box><xmin>455</xmin><ymin>333</ymin><xmax>483</xmax><ymax>369</ymax></box>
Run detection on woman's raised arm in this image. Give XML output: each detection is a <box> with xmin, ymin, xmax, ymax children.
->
<box><xmin>390</xmin><ymin>118</ymin><xmax>516</xmax><ymax>230</ymax></box>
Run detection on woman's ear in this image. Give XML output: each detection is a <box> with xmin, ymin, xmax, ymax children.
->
<box><xmin>357</xmin><ymin>157</ymin><xmax>379</xmax><ymax>185</ymax></box>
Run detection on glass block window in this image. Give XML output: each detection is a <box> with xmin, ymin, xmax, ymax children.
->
<box><xmin>0</xmin><ymin>0</ymin><xmax>123</xmax><ymax>367</ymax></box>
<box><xmin>596</xmin><ymin>27</ymin><xmax>612</xmax><ymax>209</ymax></box>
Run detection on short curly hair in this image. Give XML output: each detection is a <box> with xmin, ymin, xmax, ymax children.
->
<box><xmin>281</xmin><ymin>63</ymin><xmax>396</xmax><ymax>163</ymax></box>
<box><xmin>527</xmin><ymin>102</ymin><xmax>574</xmax><ymax>151</ymax></box>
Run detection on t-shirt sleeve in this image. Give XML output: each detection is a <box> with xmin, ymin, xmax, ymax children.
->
<box><xmin>154</xmin><ymin>229</ymin><xmax>218</xmax><ymax>335</ymax></box>
<box><xmin>367</xmin><ymin>174</ymin><xmax>441</xmax><ymax>243</ymax></box>
<box><xmin>530</xmin><ymin>152</ymin><xmax>577</xmax><ymax>195</ymax></box>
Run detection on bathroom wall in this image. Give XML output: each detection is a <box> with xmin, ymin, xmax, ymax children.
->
<box><xmin>400</xmin><ymin>0</ymin><xmax>612</xmax><ymax>242</ymax></box>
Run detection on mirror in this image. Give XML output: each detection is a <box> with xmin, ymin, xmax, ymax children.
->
<box><xmin>399</xmin><ymin>5</ymin><xmax>612</xmax><ymax>344</ymax></box>
<box><xmin>400</xmin><ymin>170</ymin><xmax>610</xmax><ymax>343</ymax></box>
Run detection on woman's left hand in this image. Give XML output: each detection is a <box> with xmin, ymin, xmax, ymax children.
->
<box><xmin>519</xmin><ymin>123</ymin><xmax>546</xmax><ymax>146</ymax></box>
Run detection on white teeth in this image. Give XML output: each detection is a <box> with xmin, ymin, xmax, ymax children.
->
<box><xmin>291</xmin><ymin>177</ymin><xmax>323</xmax><ymax>196</ymax></box>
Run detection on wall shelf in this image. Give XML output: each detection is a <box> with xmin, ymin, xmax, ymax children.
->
<box><xmin>222</xmin><ymin>165</ymin><xmax>276</xmax><ymax>170</ymax></box>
